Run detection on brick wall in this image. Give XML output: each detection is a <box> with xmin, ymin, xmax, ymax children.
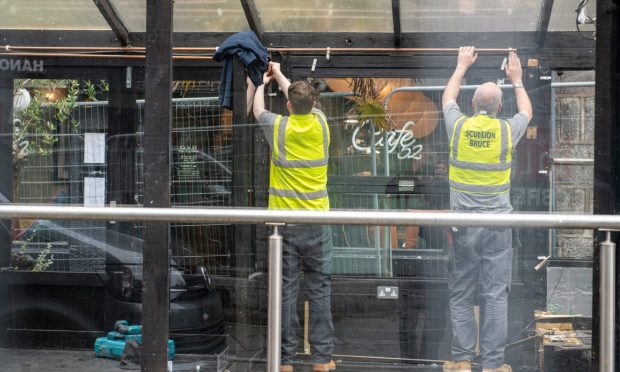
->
<box><xmin>552</xmin><ymin>71</ymin><xmax>595</xmax><ymax>257</ymax></box>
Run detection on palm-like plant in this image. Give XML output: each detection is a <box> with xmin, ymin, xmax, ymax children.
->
<box><xmin>348</xmin><ymin>78</ymin><xmax>393</xmax><ymax>132</ymax></box>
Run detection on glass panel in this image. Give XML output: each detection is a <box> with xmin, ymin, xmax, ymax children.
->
<box><xmin>548</xmin><ymin>0</ymin><xmax>596</xmax><ymax>32</ymax></box>
<box><xmin>6</xmin><ymin>76</ymin><xmax>230</xmax><ymax>359</ymax></box>
<box><xmin>0</xmin><ymin>0</ymin><xmax>110</xmax><ymax>30</ymax></box>
<box><xmin>134</xmin><ymin>82</ymin><xmax>234</xmax><ymax>276</ymax></box>
<box><xmin>109</xmin><ymin>0</ymin><xmax>249</xmax><ymax>32</ymax></box>
<box><xmin>12</xmin><ymin>79</ymin><xmax>110</xmax><ymax>272</ymax></box>
<box><xmin>255</xmin><ymin>0</ymin><xmax>393</xmax><ymax>32</ymax></box>
<box><xmin>0</xmin><ymin>29</ymin><xmax>598</xmax><ymax>372</ymax></box>
<box><xmin>400</xmin><ymin>0</ymin><xmax>543</xmax><ymax>32</ymax></box>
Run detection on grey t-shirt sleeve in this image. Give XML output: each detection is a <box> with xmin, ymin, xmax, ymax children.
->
<box><xmin>258</xmin><ymin>110</ymin><xmax>279</xmax><ymax>148</ymax></box>
<box><xmin>507</xmin><ymin>112</ymin><xmax>530</xmax><ymax>146</ymax></box>
<box><xmin>442</xmin><ymin>100</ymin><xmax>466</xmax><ymax>138</ymax></box>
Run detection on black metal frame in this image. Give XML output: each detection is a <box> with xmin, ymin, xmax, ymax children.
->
<box><xmin>0</xmin><ymin>28</ymin><xmax>595</xmax><ymax>72</ymax></box>
<box><xmin>391</xmin><ymin>0</ymin><xmax>402</xmax><ymax>48</ymax></box>
<box><xmin>240</xmin><ymin>0</ymin><xmax>264</xmax><ymax>40</ymax></box>
<box><xmin>0</xmin><ymin>0</ymin><xmax>594</xmax><ymax>52</ymax></box>
<box><xmin>593</xmin><ymin>1</ymin><xmax>620</xmax><ymax>371</ymax></box>
<box><xmin>142</xmin><ymin>1</ymin><xmax>173</xmax><ymax>369</ymax></box>
<box><xmin>0</xmin><ymin>71</ymin><xmax>14</xmax><ymax>348</ymax></box>
<box><xmin>537</xmin><ymin>0</ymin><xmax>555</xmax><ymax>49</ymax></box>
<box><xmin>92</xmin><ymin>0</ymin><xmax>130</xmax><ymax>46</ymax></box>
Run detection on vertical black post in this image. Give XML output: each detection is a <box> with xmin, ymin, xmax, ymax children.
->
<box><xmin>107</xmin><ymin>67</ymin><xmax>137</xmax><ymax>236</ymax></box>
<box><xmin>143</xmin><ymin>1</ymin><xmax>173</xmax><ymax>371</ymax></box>
<box><xmin>594</xmin><ymin>0</ymin><xmax>620</xmax><ymax>370</ymax></box>
<box><xmin>232</xmin><ymin>56</ymin><xmax>254</xmax><ymax>275</ymax></box>
<box><xmin>0</xmin><ymin>73</ymin><xmax>13</xmax><ymax>348</ymax></box>
<box><xmin>231</xmin><ymin>57</ymin><xmax>257</xmax><ymax>344</ymax></box>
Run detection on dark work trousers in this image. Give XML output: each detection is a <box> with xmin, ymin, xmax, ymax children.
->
<box><xmin>447</xmin><ymin>226</ymin><xmax>512</xmax><ymax>370</ymax></box>
<box><xmin>280</xmin><ymin>224</ymin><xmax>334</xmax><ymax>365</ymax></box>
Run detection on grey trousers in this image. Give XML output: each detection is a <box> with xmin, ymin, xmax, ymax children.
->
<box><xmin>280</xmin><ymin>225</ymin><xmax>334</xmax><ymax>364</ymax></box>
<box><xmin>448</xmin><ymin>227</ymin><xmax>512</xmax><ymax>369</ymax></box>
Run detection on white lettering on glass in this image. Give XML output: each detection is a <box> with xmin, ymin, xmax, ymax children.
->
<box><xmin>351</xmin><ymin>121</ymin><xmax>423</xmax><ymax>160</ymax></box>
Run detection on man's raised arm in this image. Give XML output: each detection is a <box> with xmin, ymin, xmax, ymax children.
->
<box><xmin>442</xmin><ymin>46</ymin><xmax>478</xmax><ymax>108</ymax></box>
<box><xmin>252</xmin><ymin>72</ymin><xmax>272</xmax><ymax>120</ymax></box>
<box><xmin>505</xmin><ymin>50</ymin><xmax>533</xmax><ymax>122</ymax></box>
<box><xmin>246</xmin><ymin>76</ymin><xmax>257</xmax><ymax>117</ymax></box>
<box><xmin>269</xmin><ymin>62</ymin><xmax>290</xmax><ymax>100</ymax></box>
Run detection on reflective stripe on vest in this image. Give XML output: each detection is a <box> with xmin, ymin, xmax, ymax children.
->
<box><xmin>269</xmin><ymin>112</ymin><xmax>330</xmax><ymax>210</ymax></box>
<box><xmin>272</xmin><ymin>113</ymin><xmax>329</xmax><ymax>168</ymax></box>
<box><xmin>448</xmin><ymin>114</ymin><xmax>512</xmax><ymax>194</ymax></box>
<box><xmin>268</xmin><ymin>188</ymin><xmax>328</xmax><ymax>200</ymax></box>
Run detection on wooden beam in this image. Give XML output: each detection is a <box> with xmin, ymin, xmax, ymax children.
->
<box><xmin>142</xmin><ymin>0</ymin><xmax>173</xmax><ymax>370</ymax></box>
<box><xmin>593</xmin><ymin>2</ymin><xmax>620</xmax><ymax>368</ymax></box>
<box><xmin>92</xmin><ymin>0</ymin><xmax>130</xmax><ymax>46</ymax></box>
<box><xmin>0</xmin><ymin>30</ymin><xmax>120</xmax><ymax>47</ymax></box>
<box><xmin>594</xmin><ymin>0</ymin><xmax>618</xmax><ymax>215</ymax></box>
<box><xmin>0</xmin><ymin>72</ymin><xmax>14</xmax><ymax>348</ymax></box>
<box><xmin>391</xmin><ymin>0</ymin><xmax>402</xmax><ymax>48</ymax></box>
<box><xmin>536</xmin><ymin>0</ymin><xmax>555</xmax><ymax>49</ymax></box>
<box><xmin>240</xmin><ymin>0</ymin><xmax>264</xmax><ymax>39</ymax></box>
<box><xmin>0</xmin><ymin>29</ymin><xmax>595</xmax><ymax>52</ymax></box>
<box><xmin>232</xmin><ymin>56</ymin><xmax>255</xmax><ymax>275</ymax></box>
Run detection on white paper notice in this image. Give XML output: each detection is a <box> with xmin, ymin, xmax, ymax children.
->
<box><xmin>84</xmin><ymin>133</ymin><xmax>106</xmax><ymax>164</ymax></box>
<box><xmin>84</xmin><ymin>177</ymin><xmax>105</xmax><ymax>207</ymax></box>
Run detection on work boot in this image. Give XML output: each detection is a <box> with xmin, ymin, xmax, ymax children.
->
<box><xmin>280</xmin><ymin>364</ymin><xmax>293</xmax><ymax>372</ymax></box>
<box><xmin>312</xmin><ymin>359</ymin><xmax>336</xmax><ymax>372</ymax></box>
<box><xmin>482</xmin><ymin>365</ymin><xmax>512</xmax><ymax>372</ymax></box>
<box><xmin>443</xmin><ymin>360</ymin><xmax>472</xmax><ymax>372</ymax></box>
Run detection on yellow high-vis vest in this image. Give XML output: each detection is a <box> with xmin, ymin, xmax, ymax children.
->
<box><xmin>449</xmin><ymin>114</ymin><xmax>513</xmax><ymax>194</ymax></box>
<box><xmin>269</xmin><ymin>111</ymin><xmax>330</xmax><ymax>210</ymax></box>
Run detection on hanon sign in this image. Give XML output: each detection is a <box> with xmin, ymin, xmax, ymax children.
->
<box><xmin>0</xmin><ymin>58</ymin><xmax>44</xmax><ymax>72</ymax></box>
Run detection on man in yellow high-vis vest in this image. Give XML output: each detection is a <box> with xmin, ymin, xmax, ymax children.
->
<box><xmin>441</xmin><ymin>47</ymin><xmax>532</xmax><ymax>372</ymax></box>
<box><xmin>249</xmin><ymin>62</ymin><xmax>335</xmax><ymax>372</ymax></box>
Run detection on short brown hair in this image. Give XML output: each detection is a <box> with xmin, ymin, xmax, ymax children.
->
<box><xmin>288</xmin><ymin>81</ymin><xmax>317</xmax><ymax>114</ymax></box>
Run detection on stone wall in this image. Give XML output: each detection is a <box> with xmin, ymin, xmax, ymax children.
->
<box><xmin>552</xmin><ymin>70</ymin><xmax>595</xmax><ymax>257</ymax></box>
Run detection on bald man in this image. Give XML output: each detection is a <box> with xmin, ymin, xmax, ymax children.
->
<box><xmin>441</xmin><ymin>47</ymin><xmax>532</xmax><ymax>372</ymax></box>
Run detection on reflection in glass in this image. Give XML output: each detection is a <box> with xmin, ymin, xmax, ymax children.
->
<box><xmin>109</xmin><ymin>0</ymin><xmax>249</xmax><ymax>32</ymax></box>
<box><xmin>548</xmin><ymin>0</ymin><xmax>596</xmax><ymax>32</ymax></box>
<box><xmin>0</xmin><ymin>0</ymin><xmax>109</xmax><ymax>30</ymax></box>
<box><xmin>400</xmin><ymin>0</ymin><xmax>542</xmax><ymax>32</ymax></box>
<box><xmin>255</xmin><ymin>0</ymin><xmax>393</xmax><ymax>32</ymax></box>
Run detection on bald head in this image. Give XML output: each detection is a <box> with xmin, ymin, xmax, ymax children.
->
<box><xmin>473</xmin><ymin>82</ymin><xmax>502</xmax><ymax>116</ymax></box>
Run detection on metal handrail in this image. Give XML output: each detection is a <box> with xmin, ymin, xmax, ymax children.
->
<box><xmin>1</xmin><ymin>204</ymin><xmax>620</xmax><ymax>228</ymax></box>
<box><xmin>0</xmin><ymin>204</ymin><xmax>615</xmax><ymax>372</ymax></box>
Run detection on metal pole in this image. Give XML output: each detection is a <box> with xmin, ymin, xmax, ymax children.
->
<box><xmin>549</xmin><ymin>80</ymin><xmax>557</xmax><ymax>257</ymax></box>
<box><xmin>369</xmin><ymin>121</ymin><xmax>382</xmax><ymax>276</ymax></box>
<box><xmin>267</xmin><ymin>224</ymin><xmax>283</xmax><ymax>372</ymax></box>
<box><xmin>383</xmin><ymin>82</ymin><xmax>595</xmax><ymax>98</ymax></box>
<box><xmin>599</xmin><ymin>230</ymin><xmax>616</xmax><ymax>372</ymax></box>
<box><xmin>5</xmin><ymin>205</ymin><xmax>620</xmax><ymax>229</ymax></box>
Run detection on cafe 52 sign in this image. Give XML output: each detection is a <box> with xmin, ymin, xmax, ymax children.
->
<box><xmin>351</xmin><ymin>120</ymin><xmax>423</xmax><ymax>160</ymax></box>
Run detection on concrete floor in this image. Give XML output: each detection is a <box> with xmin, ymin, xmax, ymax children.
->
<box><xmin>0</xmin><ymin>348</ymin><xmax>126</xmax><ymax>372</ymax></box>
<box><xmin>0</xmin><ymin>348</ymin><xmax>447</xmax><ymax>372</ymax></box>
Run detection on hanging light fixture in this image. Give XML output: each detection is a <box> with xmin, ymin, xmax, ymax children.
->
<box><xmin>13</xmin><ymin>88</ymin><xmax>31</xmax><ymax>113</ymax></box>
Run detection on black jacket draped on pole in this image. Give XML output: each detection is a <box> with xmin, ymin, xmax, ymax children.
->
<box><xmin>213</xmin><ymin>31</ymin><xmax>270</xmax><ymax>109</ymax></box>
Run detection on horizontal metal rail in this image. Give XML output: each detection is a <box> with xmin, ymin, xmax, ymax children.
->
<box><xmin>41</xmin><ymin>96</ymin><xmax>220</xmax><ymax>108</ymax></box>
<box><xmin>0</xmin><ymin>205</ymin><xmax>619</xmax><ymax>229</ymax></box>
<box><xmin>551</xmin><ymin>157</ymin><xmax>594</xmax><ymax>165</ymax></box>
<box><xmin>0</xmin><ymin>203</ymin><xmax>615</xmax><ymax>372</ymax></box>
<box><xmin>385</xmin><ymin>81</ymin><xmax>595</xmax><ymax>101</ymax></box>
